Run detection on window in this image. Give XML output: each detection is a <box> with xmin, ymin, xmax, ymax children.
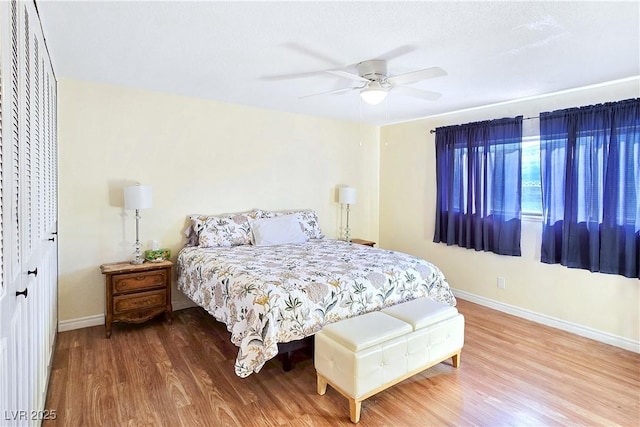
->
<box><xmin>434</xmin><ymin>117</ymin><xmax>523</xmax><ymax>256</ymax></box>
<box><xmin>521</xmin><ymin>137</ymin><xmax>542</xmax><ymax>216</ymax></box>
<box><xmin>539</xmin><ymin>98</ymin><xmax>639</xmax><ymax>278</ymax></box>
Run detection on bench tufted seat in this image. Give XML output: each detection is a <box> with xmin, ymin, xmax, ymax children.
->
<box><xmin>314</xmin><ymin>298</ymin><xmax>465</xmax><ymax>423</ymax></box>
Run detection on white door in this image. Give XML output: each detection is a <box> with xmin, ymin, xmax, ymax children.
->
<box><xmin>0</xmin><ymin>1</ymin><xmax>58</xmax><ymax>425</ymax></box>
<box><xmin>0</xmin><ymin>0</ymin><xmax>30</xmax><ymax>424</ymax></box>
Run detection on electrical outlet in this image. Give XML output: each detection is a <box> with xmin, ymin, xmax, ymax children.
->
<box><xmin>497</xmin><ymin>277</ymin><xmax>506</xmax><ymax>289</ymax></box>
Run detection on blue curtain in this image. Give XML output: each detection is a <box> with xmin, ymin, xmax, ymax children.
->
<box><xmin>540</xmin><ymin>98</ymin><xmax>640</xmax><ymax>278</ymax></box>
<box><xmin>434</xmin><ymin>117</ymin><xmax>523</xmax><ymax>256</ymax></box>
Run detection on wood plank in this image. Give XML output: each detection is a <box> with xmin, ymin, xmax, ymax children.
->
<box><xmin>43</xmin><ymin>300</ymin><xmax>640</xmax><ymax>426</ymax></box>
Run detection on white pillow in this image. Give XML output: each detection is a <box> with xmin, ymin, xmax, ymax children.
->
<box><xmin>250</xmin><ymin>214</ymin><xmax>309</xmax><ymax>246</ymax></box>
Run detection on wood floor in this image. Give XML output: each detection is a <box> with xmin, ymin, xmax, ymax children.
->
<box><xmin>43</xmin><ymin>299</ymin><xmax>640</xmax><ymax>426</ymax></box>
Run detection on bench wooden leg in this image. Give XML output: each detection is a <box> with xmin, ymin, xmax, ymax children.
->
<box><xmin>349</xmin><ymin>398</ymin><xmax>361</xmax><ymax>423</ymax></box>
<box><xmin>452</xmin><ymin>351</ymin><xmax>461</xmax><ymax>368</ymax></box>
<box><xmin>317</xmin><ymin>374</ymin><xmax>328</xmax><ymax>395</ymax></box>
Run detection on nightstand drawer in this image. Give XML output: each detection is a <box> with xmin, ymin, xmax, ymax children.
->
<box><xmin>113</xmin><ymin>270</ymin><xmax>167</xmax><ymax>293</ymax></box>
<box><xmin>113</xmin><ymin>289</ymin><xmax>166</xmax><ymax>314</ymax></box>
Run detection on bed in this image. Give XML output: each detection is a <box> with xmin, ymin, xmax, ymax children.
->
<box><xmin>176</xmin><ymin>209</ymin><xmax>456</xmax><ymax>378</ymax></box>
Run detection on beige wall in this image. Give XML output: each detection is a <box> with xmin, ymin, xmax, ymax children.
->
<box><xmin>58</xmin><ymin>76</ymin><xmax>639</xmax><ymax>346</ymax></box>
<box><xmin>379</xmin><ymin>79</ymin><xmax>640</xmax><ymax>343</ymax></box>
<box><xmin>58</xmin><ymin>78</ymin><xmax>380</xmax><ymax>321</ymax></box>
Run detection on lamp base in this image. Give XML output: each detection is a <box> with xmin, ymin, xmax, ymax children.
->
<box><xmin>131</xmin><ymin>210</ymin><xmax>144</xmax><ymax>264</ymax></box>
<box><xmin>344</xmin><ymin>204</ymin><xmax>352</xmax><ymax>242</ymax></box>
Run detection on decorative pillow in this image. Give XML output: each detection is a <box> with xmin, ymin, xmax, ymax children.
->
<box><xmin>263</xmin><ymin>209</ymin><xmax>324</xmax><ymax>240</ymax></box>
<box><xmin>184</xmin><ymin>226</ymin><xmax>199</xmax><ymax>247</ymax></box>
<box><xmin>249</xmin><ymin>215</ymin><xmax>309</xmax><ymax>246</ymax></box>
<box><xmin>189</xmin><ymin>210</ymin><xmax>264</xmax><ymax>247</ymax></box>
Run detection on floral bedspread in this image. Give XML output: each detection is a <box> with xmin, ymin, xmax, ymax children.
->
<box><xmin>176</xmin><ymin>239</ymin><xmax>456</xmax><ymax>378</ymax></box>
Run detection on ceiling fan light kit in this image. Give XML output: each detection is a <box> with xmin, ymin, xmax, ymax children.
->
<box><xmin>358</xmin><ymin>60</ymin><xmax>389</xmax><ymax>105</ymax></box>
<box><xmin>360</xmin><ymin>81</ymin><xmax>389</xmax><ymax>105</ymax></box>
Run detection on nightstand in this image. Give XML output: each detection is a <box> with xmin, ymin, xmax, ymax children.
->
<box><xmin>351</xmin><ymin>239</ymin><xmax>376</xmax><ymax>247</ymax></box>
<box><xmin>100</xmin><ymin>260</ymin><xmax>173</xmax><ymax>338</ymax></box>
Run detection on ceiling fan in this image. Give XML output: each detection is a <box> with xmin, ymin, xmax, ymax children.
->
<box><xmin>300</xmin><ymin>59</ymin><xmax>447</xmax><ymax>105</ymax></box>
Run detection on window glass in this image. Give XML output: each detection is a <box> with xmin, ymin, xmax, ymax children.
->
<box><xmin>521</xmin><ymin>137</ymin><xmax>542</xmax><ymax>215</ymax></box>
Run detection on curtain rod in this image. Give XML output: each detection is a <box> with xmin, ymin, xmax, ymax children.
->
<box><xmin>429</xmin><ymin>115</ymin><xmax>539</xmax><ymax>134</ymax></box>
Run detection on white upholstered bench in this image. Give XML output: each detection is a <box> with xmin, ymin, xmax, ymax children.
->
<box><xmin>314</xmin><ymin>298</ymin><xmax>465</xmax><ymax>423</ymax></box>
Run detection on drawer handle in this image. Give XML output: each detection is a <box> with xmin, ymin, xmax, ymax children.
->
<box><xmin>48</xmin><ymin>237</ymin><xmax>55</xmax><ymax>242</ymax></box>
<box><xmin>28</xmin><ymin>268</ymin><xmax>38</xmax><ymax>277</ymax></box>
<box><xmin>16</xmin><ymin>288</ymin><xmax>28</xmax><ymax>298</ymax></box>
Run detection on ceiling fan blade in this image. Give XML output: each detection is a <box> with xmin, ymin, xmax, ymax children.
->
<box><xmin>326</xmin><ymin>69</ymin><xmax>370</xmax><ymax>83</ymax></box>
<box><xmin>298</xmin><ymin>87</ymin><xmax>357</xmax><ymax>99</ymax></box>
<box><xmin>282</xmin><ymin>42</ymin><xmax>343</xmax><ymax>67</ymax></box>
<box><xmin>388</xmin><ymin>67</ymin><xmax>447</xmax><ymax>86</ymax></box>
<box><xmin>394</xmin><ymin>86</ymin><xmax>442</xmax><ymax>101</ymax></box>
<box><xmin>377</xmin><ymin>45</ymin><xmax>417</xmax><ymax>61</ymax></box>
<box><xmin>260</xmin><ymin>70</ymin><xmax>328</xmax><ymax>81</ymax></box>
<box><xmin>264</xmin><ymin>43</ymin><xmax>347</xmax><ymax>80</ymax></box>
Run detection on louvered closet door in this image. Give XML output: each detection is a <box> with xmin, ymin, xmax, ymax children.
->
<box><xmin>32</xmin><ymin>18</ymin><xmax>58</xmax><ymax>418</ymax></box>
<box><xmin>0</xmin><ymin>0</ymin><xmax>29</xmax><ymax>423</ymax></box>
<box><xmin>0</xmin><ymin>4</ymin><xmax>9</xmax><ymax>422</ymax></box>
<box><xmin>0</xmin><ymin>1</ymin><xmax>58</xmax><ymax>425</ymax></box>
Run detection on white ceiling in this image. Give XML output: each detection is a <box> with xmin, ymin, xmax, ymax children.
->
<box><xmin>36</xmin><ymin>0</ymin><xmax>640</xmax><ymax>126</ymax></box>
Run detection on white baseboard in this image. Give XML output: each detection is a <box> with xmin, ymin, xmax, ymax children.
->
<box><xmin>58</xmin><ymin>291</ymin><xmax>637</xmax><ymax>353</ymax></box>
<box><xmin>58</xmin><ymin>314</ymin><xmax>104</xmax><ymax>332</ymax></box>
<box><xmin>453</xmin><ymin>289</ymin><xmax>639</xmax><ymax>354</ymax></box>
<box><xmin>57</xmin><ymin>299</ymin><xmax>196</xmax><ymax>332</ymax></box>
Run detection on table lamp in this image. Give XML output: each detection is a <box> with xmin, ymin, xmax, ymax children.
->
<box><xmin>124</xmin><ymin>184</ymin><xmax>152</xmax><ymax>264</ymax></box>
<box><xmin>339</xmin><ymin>186</ymin><xmax>356</xmax><ymax>242</ymax></box>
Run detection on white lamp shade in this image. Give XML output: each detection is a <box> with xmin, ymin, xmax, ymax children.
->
<box><xmin>339</xmin><ymin>186</ymin><xmax>357</xmax><ymax>205</ymax></box>
<box><xmin>360</xmin><ymin>81</ymin><xmax>388</xmax><ymax>105</ymax></box>
<box><xmin>124</xmin><ymin>185</ymin><xmax>152</xmax><ymax>210</ymax></box>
